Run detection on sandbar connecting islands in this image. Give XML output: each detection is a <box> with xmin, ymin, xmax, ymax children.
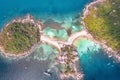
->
<box><xmin>0</xmin><ymin>14</ymin><xmax>85</xmax><ymax>80</ymax></box>
<box><xmin>0</xmin><ymin>0</ymin><xmax>120</xmax><ymax>79</ymax></box>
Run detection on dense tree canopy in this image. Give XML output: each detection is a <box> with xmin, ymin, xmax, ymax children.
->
<box><xmin>0</xmin><ymin>22</ymin><xmax>40</xmax><ymax>54</ymax></box>
<box><xmin>84</xmin><ymin>0</ymin><xmax>120</xmax><ymax>53</ymax></box>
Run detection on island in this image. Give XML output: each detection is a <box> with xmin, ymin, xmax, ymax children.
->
<box><xmin>0</xmin><ymin>14</ymin><xmax>85</xmax><ymax>79</ymax></box>
<box><xmin>82</xmin><ymin>0</ymin><xmax>120</xmax><ymax>54</ymax></box>
<box><xmin>0</xmin><ymin>0</ymin><xmax>120</xmax><ymax>79</ymax></box>
<box><xmin>0</xmin><ymin>15</ymin><xmax>41</xmax><ymax>58</ymax></box>
<box><xmin>56</xmin><ymin>45</ymin><xmax>83</xmax><ymax>80</ymax></box>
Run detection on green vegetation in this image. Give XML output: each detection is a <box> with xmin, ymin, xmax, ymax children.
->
<box><xmin>84</xmin><ymin>0</ymin><xmax>120</xmax><ymax>53</ymax></box>
<box><xmin>0</xmin><ymin>22</ymin><xmax>40</xmax><ymax>54</ymax></box>
<box><xmin>61</xmin><ymin>45</ymin><xmax>75</xmax><ymax>74</ymax></box>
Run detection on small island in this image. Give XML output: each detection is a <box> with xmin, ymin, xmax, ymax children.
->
<box><xmin>0</xmin><ymin>0</ymin><xmax>120</xmax><ymax>79</ymax></box>
<box><xmin>0</xmin><ymin>15</ymin><xmax>41</xmax><ymax>57</ymax></box>
<box><xmin>56</xmin><ymin>45</ymin><xmax>83</xmax><ymax>80</ymax></box>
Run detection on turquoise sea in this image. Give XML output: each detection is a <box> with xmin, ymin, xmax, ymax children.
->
<box><xmin>0</xmin><ymin>0</ymin><xmax>120</xmax><ymax>80</ymax></box>
<box><xmin>74</xmin><ymin>38</ymin><xmax>120</xmax><ymax>80</ymax></box>
<box><xmin>0</xmin><ymin>0</ymin><xmax>91</xmax><ymax>29</ymax></box>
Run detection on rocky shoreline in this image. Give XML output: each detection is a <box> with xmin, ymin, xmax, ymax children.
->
<box><xmin>0</xmin><ymin>14</ymin><xmax>42</xmax><ymax>59</ymax></box>
<box><xmin>0</xmin><ymin>0</ymin><xmax>119</xmax><ymax>80</ymax></box>
<box><xmin>81</xmin><ymin>0</ymin><xmax>120</xmax><ymax>62</ymax></box>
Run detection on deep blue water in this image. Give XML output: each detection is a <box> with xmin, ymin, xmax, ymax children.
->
<box><xmin>0</xmin><ymin>0</ymin><xmax>91</xmax><ymax>29</ymax></box>
<box><xmin>79</xmin><ymin>49</ymin><xmax>120</xmax><ymax>80</ymax></box>
<box><xmin>0</xmin><ymin>0</ymin><xmax>120</xmax><ymax>80</ymax></box>
<box><xmin>0</xmin><ymin>53</ymin><xmax>59</xmax><ymax>80</ymax></box>
<box><xmin>75</xmin><ymin>38</ymin><xmax>120</xmax><ymax>80</ymax></box>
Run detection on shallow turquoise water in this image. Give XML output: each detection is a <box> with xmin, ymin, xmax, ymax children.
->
<box><xmin>0</xmin><ymin>0</ymin><xmax>120</xmax><ymax>80</ymax></box>
<box><xmin>43</xmin><ymin>27</ymin><xmax>68</xmax><ymax>40</ymax></box>
<box><xmin>74</xmin><ymin>38</ymin><xmax>120</xmax><ymax>80</ymax></box>
<box><xmin>0</xmin><ymin>0</ymin><xmax>91</xmax><ymax>29</ymax></box>
<box><xmin>0</xmin><ymin>0</ymin><xmax>91</xmax><ymax>40</ymax></box>
<box><xmin>0</xmin><ymin>43</ymin><xmax>59</xmax><ymax>80</ymax></box>
<box><xmin>32</xmin><ymin>43</ymin><xmax>58</xmax><ymax>61</ymax></box>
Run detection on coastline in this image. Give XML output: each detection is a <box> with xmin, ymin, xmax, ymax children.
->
<box><xmin>0</xmin><ymin>14</ymin><xmax>42</xmax><ymax>59</ymax></box>
<box><xmin>81</xmin><ymin>0</ymin><xmax>120</xmax><ymax>62</ymax></box>
<box><xmin>0</xmin><ymin>0</ymin><xmax>119</xmax><ymax>80</ymax></box>
<box><xmin>81</xmin><ymin>0</ymin><xmax>106</xmax><ymax>19</ymax></box>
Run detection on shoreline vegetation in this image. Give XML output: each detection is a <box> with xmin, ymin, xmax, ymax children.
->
<box><xmin>0</xmin><ymin>14</ymin><xmax>42</xmax><ymax>59</ymax></box>
<box><xmin>57</xmin><ymin>45</ymin><xmax>83</xmax><ymax>80</ymax></box>
<box><xmin>0</xmin><ymin>14</ymin><xmax>85</xmax><ymax>79</ymax></box>
<box><xmin>0</xmin><ymin>0</ymin><xmax>120</xmax><ymax>79</ymax></box>
<box><xmin>81</xmin><ymin>0</ymin><xmax>120</xmax><ymax>62</ymax></box>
